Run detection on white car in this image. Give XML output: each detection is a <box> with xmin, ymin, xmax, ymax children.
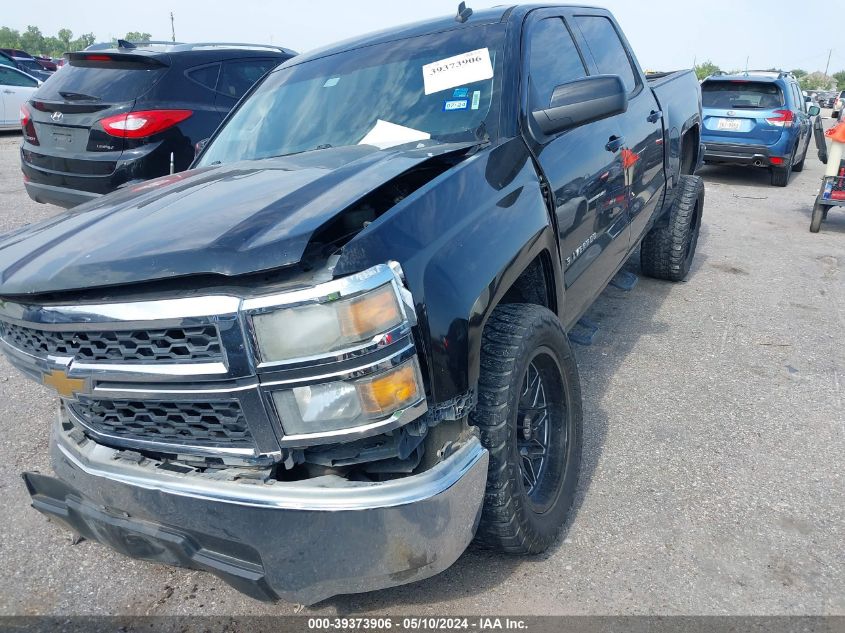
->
<box><xmin>0</xmin><ymin>65</ymin><xmax>40</xmax><ymax>130</ymax></box>
<box><xmin>832</xmin><ymin>90</ymin><xmax>845</xmax><ymax>117</ymax></box>
<box><xmin>804</xmin><ymin>94</ymin><xmax>821</xmax><ymax>122</ymax></box>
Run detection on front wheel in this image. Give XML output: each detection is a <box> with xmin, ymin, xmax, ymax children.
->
<box><xmin>472</xmin><ymin>304</ymin><xmax>582</xmax><ymax>554</ymax></box>
<box><xmin>810</xmin><ymin>202</ymin><xmax>825</xmax><ymax>233</ymax></box>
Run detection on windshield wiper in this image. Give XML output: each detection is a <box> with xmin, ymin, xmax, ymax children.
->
<box><xmin>261</xmin><ymin>144</ymin><xmax>336</xmax><ymax>160</ymax></box>
<box><xmin>58</xmin><ymin>91</ymin><xmax>101</xmax><ymax>102</ymax></box>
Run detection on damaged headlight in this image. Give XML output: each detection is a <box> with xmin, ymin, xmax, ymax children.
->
<box><xmin>271</xmin><ymin>357</ymin><xmax>425</xmax><ymax>437</ymax></box>
<box><xmin>250</xmin><ymin>279</ymin><xmax>405</xmax><ymax>364</ymax></box>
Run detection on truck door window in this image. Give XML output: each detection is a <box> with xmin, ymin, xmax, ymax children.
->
<box><xmin>0</xmin><ymin>67</ymin><xmax>37</xmax><ymax>87</ymax></box>
<box><xmin>574</xmin><ymin>16</ymin><xmax>638</xmax><ymax>93</ymax></box>
<box><xmin>527</xmin><ymin>18</ymin><xmax>588</xmax><ymax>111</ymax></box>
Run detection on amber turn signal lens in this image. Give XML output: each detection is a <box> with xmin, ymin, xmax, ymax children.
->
<box><xmin>340</xmin><ymin>284</ymin><xmax>402</xmax><ymax>339</ymax></box>
<box><xmin>358</xmin><ymin>363</ymin><xmax>420</xmax><ymax>416</ymax></box>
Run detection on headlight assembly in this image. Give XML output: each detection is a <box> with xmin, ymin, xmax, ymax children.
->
<box><xmin>270</xmin><ymin>357</ymin><xmax>425</xmax><ymax>438</ymax></box>
<box><xmin>245</xmin><ymin>262</ymin><xmax>426</xmax><ymax>443</ymax></box>
<box><xmin>250</xmin><ymin>281</ymin><xmax>405</xmax><ymax>364</ymax></box>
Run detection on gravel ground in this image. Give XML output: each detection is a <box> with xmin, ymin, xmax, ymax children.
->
<box><xmin>0</xmin><ymin>118</ymin><xmax>842</xmax><ymax>617</ymax></box>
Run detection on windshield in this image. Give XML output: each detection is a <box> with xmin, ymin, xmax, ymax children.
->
<box><xmin>36</xmin><ymin>63</ymin><xmax>167</xmax><ymax>102</ymax></box>
<box><xmin>198</xmin><ymin>25</ymin><xmax>505</xmax><ymax>165</ymax></box>
<box><xmin>18</xmin><ymin>59</ymin><xmax>43</xmax><ymax>73</ymax></box>
<box><xmin>702</xmin><ymin>80</ymin><xmax>784</xmax><ymax>110</ymax></box>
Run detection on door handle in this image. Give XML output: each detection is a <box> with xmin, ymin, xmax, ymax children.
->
<box><xmin>605</xmin><ymin>135</ymin><xmax>624</xmax><ymax>152</ymax></box>
<box><xmin>647</xmin><ymin>110</ymin><xmax>662</xmax><ymax>123</ymax></box>
<box><xmin>2</xmin><ymin>89</ymin><xmax>14</xmax><ymax>94</ymax></box>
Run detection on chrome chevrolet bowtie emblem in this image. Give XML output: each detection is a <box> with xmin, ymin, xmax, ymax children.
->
<box><xmin>42</xmin><ymin>369</ymin><xmax>86</xmax><ymax>397</ymax></box>
<box><xmin>51</xmin><ymin>111</ymin><xmax>63</xmax><ymax>122</ymax></box>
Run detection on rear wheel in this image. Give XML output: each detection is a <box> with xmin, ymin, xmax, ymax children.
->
<box><xmin>473</xmin><ymin>304</ymin><xmax>582</xmax><ymax>554</ymax></box>
<box><xmin>810</xmin><ymin>201</ymin><xmax>825</xmax><ymax>233</ymax></box>
<box><xmin>640</xmin><ymin>175</ymin><xmax>705</xmax><ymax>282</ymax></box>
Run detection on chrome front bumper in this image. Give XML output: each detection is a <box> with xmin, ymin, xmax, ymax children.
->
<box><xmin>23</xmin><ymin>421</ymin><xmax>488</xmax><ymax>604</ymax></box>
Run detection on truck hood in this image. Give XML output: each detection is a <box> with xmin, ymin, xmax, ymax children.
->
<box><xmin>0</xmin><ymin>141</ymin><xmax>474</xmax><ymax>296</ymax></box>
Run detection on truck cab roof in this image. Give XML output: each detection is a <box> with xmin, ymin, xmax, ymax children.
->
<box><xmin>290</xmin><ymin>4</ymin><xmax>606</xmax><ymax>67</ymax></box>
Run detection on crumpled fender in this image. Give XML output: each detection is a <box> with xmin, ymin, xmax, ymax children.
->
<box><xmin>334</xmin><ymin>138</ymin><xmax>562</xmax><ymax>406</ymax></box>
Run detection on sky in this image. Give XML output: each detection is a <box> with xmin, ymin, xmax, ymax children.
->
<box><xmin>3</xmin><ymin>0</ymin><xmax>843</xmax><ymax>75</ymax></box>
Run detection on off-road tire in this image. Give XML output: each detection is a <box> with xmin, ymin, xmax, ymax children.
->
<box><xmin>640</xmin><ymin>174</ymin><xmax>704</xmax><ymax>282</ymax></box>
<box><xmin>810</xmin><ymin>201</ymin><xmax>825</xmax><ymax>233</ymax></box>
<box><xmin>472</xmin><ymin>304</ymin><xmax>582</xmax><ymax>554</ymax></box>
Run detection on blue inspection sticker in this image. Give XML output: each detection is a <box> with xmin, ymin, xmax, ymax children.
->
<box><xmin>452</xmin><ymin>87</ymin><xmax>469</xmax><ymax>98</ymax></box>
<box><xmin>443</xmin><ymin>99</ymin><xmax>469</xmax><ymax>112</ymax></box>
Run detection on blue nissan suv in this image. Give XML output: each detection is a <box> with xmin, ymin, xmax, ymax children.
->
<box><xmin>701</xmin><ymin>71</ymin><xmax>819</xmax><ymax>187</ymax></box>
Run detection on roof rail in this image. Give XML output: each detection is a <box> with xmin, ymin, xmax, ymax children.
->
<box><xmin>128</xmin><ymin>40</ymin><xmax>184</xmax><ymax>46</ymax></box>
<box><xmin>168</xmin><ymin>42</ymin><xmax>297</xmax><ymax>55</ymax></box>
<box><xmin>743</xmin><ymin>69</ymin><xmax>792</xmax><ymax>79</ymax></box>
<box><xmin>85</xmin><ymin>40</ymin><xmax>296</xmax><ymax>56</ymax></box>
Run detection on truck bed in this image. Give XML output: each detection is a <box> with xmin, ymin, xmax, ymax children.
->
<box><xmin>646</xmin><ymin>69</ymin><xmax>694</xmax><ymax>86</ymax></box>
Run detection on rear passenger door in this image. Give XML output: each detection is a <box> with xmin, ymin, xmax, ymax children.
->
<box><xmin>522</xmin><ymin>9</ymin><xmax>630</xmax><ymax>327</ymax></box>
<box><xmin>214</xmin><ymin>58</ymin><xmax>280</xmax><ymax>112</ymax></box>
<box><xmin>572</xmin><ymin>12</ymin><xmax>665</xmax><ymax>249</ymax></box>
<box><xmin>790</xmin><ymin>82</ymin><xmax>811</xmax><ymax>159</ymax></box>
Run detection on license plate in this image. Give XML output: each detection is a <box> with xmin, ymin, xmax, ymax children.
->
<box><xmin>716</xmin><ymin>118</ymin><xmax>742</xmax><ymax>131</ymax></box>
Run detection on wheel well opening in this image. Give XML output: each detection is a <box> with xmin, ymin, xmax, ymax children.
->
<box><xmin>499</xmin><ymin>253</ymin><xmax>554</xmax><ymax>312</ymax></box>
<box><xmin>681</xmin><ymin>126</ymin><xmax>699</xmax><ymax>175</ymax></box>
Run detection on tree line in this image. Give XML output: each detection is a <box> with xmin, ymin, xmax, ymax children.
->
<box><xmin>0</xmin><ymin>26</ymin><xmax>153</xmax><ymax>57</ymax></box>
<box><xmin>694</xmin><ymin>60</ymin><xmax>845</xmax><ymax>91</ymax></box>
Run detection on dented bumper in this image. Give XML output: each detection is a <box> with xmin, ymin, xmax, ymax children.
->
<box><xmin>22</xmin><ymin>422</ymin><xmax>488</xmax><ymax>605</ymax></box>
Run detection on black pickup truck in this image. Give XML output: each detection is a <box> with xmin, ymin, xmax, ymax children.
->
<box><xmin>0</xmin><ymin>5</ymin><xmax>703</xmax><ymax>604</ymax></box>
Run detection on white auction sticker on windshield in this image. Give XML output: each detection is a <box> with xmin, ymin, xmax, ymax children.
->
<box><xmin>422</xmin><ymin>48</ymin><xmax>493</xmax><ymax>95</ymax></box>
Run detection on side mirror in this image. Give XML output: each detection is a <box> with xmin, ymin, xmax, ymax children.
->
<box><xmin>194</xmin><ymin>138</ymin><xmax>210</xmax><ymax>157</ymax></box>
<box><xmin>532</xmin><ymin>75</ymin><xmax>628</xmax><ymax>136</ymax></box>
<box><xmin>808</xmin><ymin>105</ymin><xmax>820</xmax><ymax>117</ymax></box>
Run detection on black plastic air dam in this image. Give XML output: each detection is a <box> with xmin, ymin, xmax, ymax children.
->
<box><xmin>22</xmin><ymin>429</ymin><xmax>488</xmax><ymax>604</ymax></box>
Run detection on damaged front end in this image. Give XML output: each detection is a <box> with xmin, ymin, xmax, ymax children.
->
<box><xmin>1</xmin><ymin>261</ymin><xmax>486</xmax><ymax>604</ymax></box>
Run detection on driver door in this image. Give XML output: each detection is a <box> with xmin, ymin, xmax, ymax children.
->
<box><xmin>521</xmin><ymin>9</ymin><xmax>629</xmax><ymax>327</ymax></box>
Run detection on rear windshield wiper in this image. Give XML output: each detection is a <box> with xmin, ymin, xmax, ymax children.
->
<box><xmin>58</xmin><ymin>91</ymin><xmax>101</xmax><ymax>101</ymax></box>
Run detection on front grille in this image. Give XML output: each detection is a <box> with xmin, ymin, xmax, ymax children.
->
<box><xmin>68</xmin><ymin>399</ymin><xmax>254</xmax><ymax>448</ymax></box>
<box><xmin>0</xmin><ymin>322</ymin><xmax>223</xmax><ymax>363</ymax></box>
